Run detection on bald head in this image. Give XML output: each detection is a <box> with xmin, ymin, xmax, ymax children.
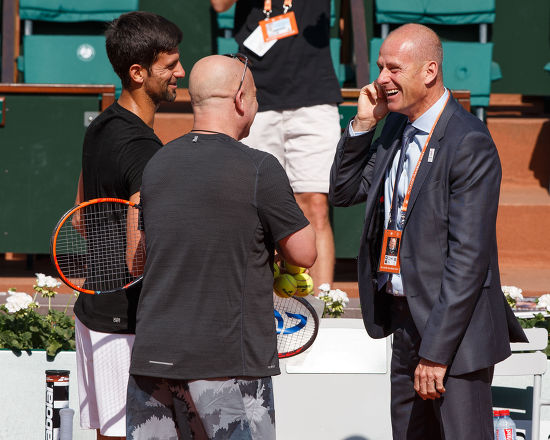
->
<box><xmin>375</xmin><ymin>23</ymin><xmax>445</xmax><ymax>120</ymax></box>
<box><xmin>385</xmin><ymin>23</ymin><xmax>443</xmax><ymax>73</ymax></box>
<box><xmin>189</xmin><ymin>55</ymin><xmax>253</xmax><ymax>106</ymax></box>
<box><xmin>188</xmin><ymin>55</ymin><xmax>258</xmax><ymax>140</ymax></box>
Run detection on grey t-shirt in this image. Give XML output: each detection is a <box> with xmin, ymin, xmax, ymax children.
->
<box><xmin>130</xmin><ymin>132</ymin><xmax>309</xmax><ymax>380</ymax></box>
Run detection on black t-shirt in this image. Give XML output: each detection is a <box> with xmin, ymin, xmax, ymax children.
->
<box><xmin>234</xmin><ymin>0</ymin><xmax>342</xmax><ymax>111</ymax></box>
<box><xmin>74</xmin><ymin>102</ymin><xmax>162</xmax><ymax>334</ymax></box>
<box><xmin>129</xmin><ymin>132</ymin><xmax>310</xmax><ymax>380</ymax></box>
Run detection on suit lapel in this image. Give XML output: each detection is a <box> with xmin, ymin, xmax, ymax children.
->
<box><xmin>403</xmin><ymin>97</ymin><xmax>459</xmax><ymax>226</ymax></box>
<box><xmin>368</xmin><ymin>117</ymin><xmax>408</xmax><ymax>208</ymax></box>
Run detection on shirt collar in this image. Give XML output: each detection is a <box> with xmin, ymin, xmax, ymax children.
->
<box><xmin>410</xmin><ymin>88</ymin><xmax>449</xmax><ymax>135</ymax></box>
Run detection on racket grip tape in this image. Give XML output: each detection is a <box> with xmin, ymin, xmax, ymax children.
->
<box><xmin>59</xmin><ymin>408</ymin><xmax>75</xmax><ymax>440</ymax></box>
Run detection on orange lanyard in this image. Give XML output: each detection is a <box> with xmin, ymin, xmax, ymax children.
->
<box><xmin>263</xmin><ymin>0</ymin><xmax>293</xmax><ymax>18</ymax></box>
<box><xmin>399</xmin><ymin>93</ymin><xmax>450</xmax><ymax>217</ymax></box>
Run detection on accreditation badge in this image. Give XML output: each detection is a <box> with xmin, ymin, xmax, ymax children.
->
<box><xmin>243</xmin><ymin>26</ymin><xmax>278</xmax><ymax>57</ymax></box>
<box><xmin>378</xmin><ymin>229</ymin><xmax>402</xmax><ymax>274</ymax></box>
<box><xmin>259</xmin><ymin>11</ymin><xmax>299</xmax><ymax>42</ymax></box>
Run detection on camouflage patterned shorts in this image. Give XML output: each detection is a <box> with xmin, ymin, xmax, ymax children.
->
<box><xmin>126</xmin><ymin>375</ymin><xmax>275</xmax><ymax>440</ymax></box>
<box><xmin>188</xmin><ymin>377</ymin><xmax>275</xmax><ymax>440</ymax></box>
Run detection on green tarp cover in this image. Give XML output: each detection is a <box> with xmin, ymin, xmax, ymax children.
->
<box><xmin>19</xmin><ymin>0</ymin><xmax>137</xmax><ymax>22</ymax></box>
<box><xmin>375</xmin><ymin>0</ymin><xmax>495</xmax><ymax>24</ymax></box>
<box><xmin>369</xmin><ymin>38</ymin><xmax>493</xmax><ymax>107</ymax></box>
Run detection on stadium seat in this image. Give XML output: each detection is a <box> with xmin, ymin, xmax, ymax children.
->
<box><xmin>374</xmin><ymin>0</ymin><xmax>498</xmax><ymax>119</ymax></box>
<box><xmin>20</xmin><ymin>35</ymin><xmax>119</xmax><ymax>87</ymax></box>
<box><xmin>18</xmin><ymin>0</ymin><xmax>138</xmax><ymax>94</ymax></box>
<box><xmin>545</xmin><ymin>62</ymin><xmax>550</xmax><ymax>73</ymax></box>
<box><xmin>215</xmin><ymin>4</ymin><xmax>239</xmax><ymax>55</ymax></box>
<box><xmin>375</xmin><ymin>0</ymin><xmax>495</xmax><ymax>27</ymax></box>
<box><xmin>494</xmin><ymin>327</ymin><xmax>550</xmax><ymax>440</ymax></box>
<box><xmin>19</xmin><ymin>0</ymin><xmax>138</xmax><ymax>22</ymax></box>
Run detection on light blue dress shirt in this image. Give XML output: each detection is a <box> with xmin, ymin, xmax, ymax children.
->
<box><xmin>349</xmin><ymin>88</ymin><xmax>449</xmax><ymax>296</ymax></box>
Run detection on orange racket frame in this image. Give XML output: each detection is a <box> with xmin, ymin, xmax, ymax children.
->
<box><xmin>50</xmin><ymin>198</ymin><xmax>143</xmax><ymax>294</ymax></box>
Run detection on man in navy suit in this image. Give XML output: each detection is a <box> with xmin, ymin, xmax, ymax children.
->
<box><xmin>329</xmin><ymin>23</ymin><xmax>527</xmax><ymax>439</ymax></box>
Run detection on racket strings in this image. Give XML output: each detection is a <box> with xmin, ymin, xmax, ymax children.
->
<box><xmin>54</xmin><ymin>202</ymin><xmax>144</xmax><ymax>292</ymax></box>
<box><xmin>274</xmin><ymin>296</ymin><xmax>317</xmax><ymax>356</ymax></box>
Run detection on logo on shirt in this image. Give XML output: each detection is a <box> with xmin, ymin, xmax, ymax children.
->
<box><xmin>113</xmin><ymin>317</ymin><xmax>121</xmax><ymax>323</ymax></box>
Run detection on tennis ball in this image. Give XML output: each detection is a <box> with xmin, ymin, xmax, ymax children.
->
<box><xmin>293</xmin><ymin>273</ymin><xmax>314</xmax><ymax>297</ymax></box>
<box><xmin>273</xmin><ymin>274</ymin><xmax>297</xmax><ymax>298</ymax></box>
<box><xmin>273</xmin><ymin>262</ymin><xmax>280</xmax><ymax>279</ymax></box>
<box><xmin>284</xmin><ymin>262</ymin><xmax>306</xmax><ymax>275</ymax></box>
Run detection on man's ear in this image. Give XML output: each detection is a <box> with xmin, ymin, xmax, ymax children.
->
<box><xmin>129</xmin><ymin>64</ymin><xmax>146</xmax><ymax>85</ymax></box>
<box><xmin>424</xmin><ymin>61</ymin><xmax>439</xmax><ymax>85</ymax></box>
<box><xmin>235</xmin><ymin>89</ymin><xmax>245</xmax><ymax>115</ymax></box>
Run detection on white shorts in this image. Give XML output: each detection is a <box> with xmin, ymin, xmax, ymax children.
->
<box><xmin>242</xmin><ymin>104</ymin><xmax>341</xmax><ymax>194</ymax></box>
<box><xmin>75</xmin><ymin>317</ymin><xmax>135</xmax><ymax>437</ymax></box>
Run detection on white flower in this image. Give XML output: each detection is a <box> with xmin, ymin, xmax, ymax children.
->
<box><xmin>317</xmin><ymin>287</ymin><xmax>350</xmax><ymax>318</ymax></box>
<box><xmin>502</xmin><ymin>285</ymin><xmax>523</xmax><ymax>300</ymax></box>
<box><xmin>537</xmin><ymin>294</ymin><xmax>550</xmax><ymax>312</ymax></box>
<box><xmin>35</xmin><ymin>273</ymin><xmax>48</xmax><ymax>287</ymax></box>
<box><xmin>5</xmin><ymin>291</ymin><xmax>34</xmax><ymax>313</ymax></box>
<box><xmin>44</xmin><ymin>276</ymin><xmax>60</xmax><ymax>289</ymax></box>
<box><xmin>328</xmin><ymin>289</ymin><xmax>349</xmax><ymax>304</ymax></box>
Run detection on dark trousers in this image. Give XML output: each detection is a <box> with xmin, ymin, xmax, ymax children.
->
<box><xmin>390</xmin><ymin>296</ymin><xmax>494</xmax><ymax>440</ymax></box>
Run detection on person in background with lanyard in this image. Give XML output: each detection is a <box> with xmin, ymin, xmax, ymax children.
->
<box><xmin>211</xmin><ymin>0</ymin><xmax>342</xmax><ymax>292</ymax></box>
<box><xmin>329</xmin><ymin>23</ymin><xmax>527</xmax><ymax>439</ymax></box>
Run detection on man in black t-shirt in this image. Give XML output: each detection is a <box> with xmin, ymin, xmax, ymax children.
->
<box><xmin>211</xmin><ymin>0</ymin><xmax>342</xmax><ymax>291</ymax></box>
<box><xmin>126</xmin><ymin>55</ymin><xmax>317</xmax><ymax>440</ymax></box>
<box><xmin>73</xmin><ymin>12</ymin><xmax>185</xmax><ymax>440</ymax></box>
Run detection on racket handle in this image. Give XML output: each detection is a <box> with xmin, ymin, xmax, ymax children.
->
<box><xmin>59</xmin><ymin>407</ymin><xmax>75</xmax><ymax>440</ymax></box>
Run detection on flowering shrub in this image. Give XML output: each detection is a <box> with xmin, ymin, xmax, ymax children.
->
<box><xmin>537</xmin><ymin>294</ymin><xmax>550</xmax><ymax>312</ymax></box>
<box><xmin>317</xmin><ymin>283</ymin><xmax>349</xmax><ymax>318</ymax></box>
<box><xmin>502</xmin><ymin>285</ymin><xmax>523</xmax><ymax>308</ymax></box>
<box><xmin>502</xmin><ymin>286</ymin><xmax>550</xmax><ymax>358</ymax></box>
<box><xmin>4</xmin><ymin>290</ymin><xmax>35</xmax><ymax>313</ymax></box>
<box><xmin>0</xmin><ymin>274</ymin><xmax>77</xmax><ymax>357</ymax></box>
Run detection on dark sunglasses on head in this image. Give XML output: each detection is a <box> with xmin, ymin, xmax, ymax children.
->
<box><xmin>223</xmin><ymin>53</ymin><xmax>251</xmax><ymax>96</ymax></box>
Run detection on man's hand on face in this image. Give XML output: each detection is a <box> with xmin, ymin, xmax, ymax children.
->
<box><xmin>414</xmin><ymin>358</ymin><xmax>447</xmax><ymax>400</ymax></box>
<box><xmin>352</xmin><ymin>81</ymin><xmax>389</xmax><ymax>133</ymax></box>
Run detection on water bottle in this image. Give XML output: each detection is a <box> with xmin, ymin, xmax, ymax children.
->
<box><xmin>496</xmin><ymin>409</ymin><xmax>516</xmax><ymax>440</ymax></box>
<box><xmin>493</xmin><ymin>409</ymin><xmax>501</xmax><ymax>439</ymax></box>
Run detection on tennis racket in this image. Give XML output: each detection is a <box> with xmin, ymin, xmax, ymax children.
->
<box><xmin>274</xmin><ymin>294</ymin><xmax>319</xmax><ymax>358</ymax></box>
<box><xmin>50</xmin><ymin>198</ymin><xmax>144</xmax><ymax>294</ymax></box>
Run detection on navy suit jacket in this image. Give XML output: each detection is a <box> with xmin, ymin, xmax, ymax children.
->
<box><xmin>329</xmin><ymin>97</ymin><xmax>527</xmax><ymax>376</ymax></box>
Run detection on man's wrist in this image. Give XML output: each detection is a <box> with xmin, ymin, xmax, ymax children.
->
<box><xmin>349</xmin><ymin>118</ymin><xmax>376</xmax><ymax>136</ymax></box>
<box><xmin>352</xmin><ymin>117</ymin><xmax>377</xmax><ymax>133</ymax></box>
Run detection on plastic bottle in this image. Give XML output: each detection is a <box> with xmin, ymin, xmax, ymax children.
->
<box><xmin>493</xmin><ymin>409</ymin><xmax>501</xmax><ymax>439</ymax></box>
<box><xmin>496</xmin><ymin>409</ymin><xmax>516</xmax><ymax>440</ymax></box>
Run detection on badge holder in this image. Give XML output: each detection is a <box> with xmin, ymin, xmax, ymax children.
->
<box><xmin>259</xmin><ymin>11</ymin><xmax>298</xmax><ymax>42</ymax></box>
<box><xmin>243</xmin><ymin>0</ymin><xmax>298</xmax><ymax>57</ymax></box>
<box><xmin>379</xmin><ymin>229</ymin><xmax>402</xmax><ymax>274</ymax></box>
